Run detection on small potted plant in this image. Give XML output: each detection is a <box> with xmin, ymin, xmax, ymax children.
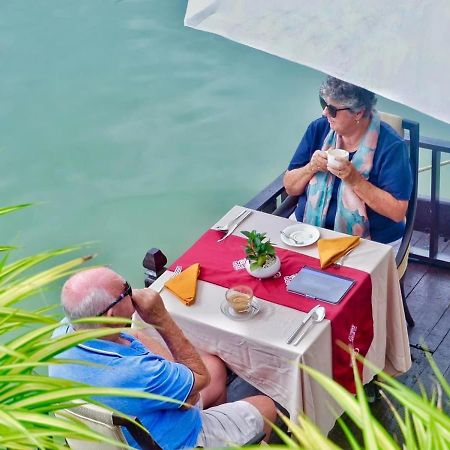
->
<box><xmin>242</xmin><ymin>230</ymin><xmax>281</xmax><ymax>278</ymax></box>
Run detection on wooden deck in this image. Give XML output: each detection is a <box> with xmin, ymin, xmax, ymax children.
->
<box><xmin>227</xmin><ymin>230</ymin><xmax>450</xmax><ymax>445</ymax></box>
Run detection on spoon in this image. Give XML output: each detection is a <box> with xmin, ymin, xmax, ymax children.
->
<box><xmin>280</xmin><ymin>230</ymin><xmax>305</xmax><ymax>245</ymax></box>
<box><xmin>333</xmin><ymin>248</ymin><xmax>356</xmax><ymax>267</ymax></box>
<box><xmin>292</xmin><ymin>306</ymin><xmax>326</xmax><ymax>346</ymax></box>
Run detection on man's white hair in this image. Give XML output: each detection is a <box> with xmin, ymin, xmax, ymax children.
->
<box><xmin>62</xmin><ymin>288</ymin><xmax>114</xmax><ymax>329</ymax></box>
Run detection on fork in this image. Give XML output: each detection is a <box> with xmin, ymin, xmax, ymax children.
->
<box><xmin>213</xmin><ymin>209</ymin><xmax>247</xmax><ymax>232</ymax></box>
<box><xmin>155</xmin><ymin>265</ymin><xmax>182</xmax><ymax>293</ymax></box>
<box><xmin>217</xmin><ymin>210</ymin><xmax>252</xmax><ymax>242</ymax></box>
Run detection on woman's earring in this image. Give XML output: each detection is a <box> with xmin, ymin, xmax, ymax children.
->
<box><xmin>356</xmin><ymin>118</ymin><xmax>360</xmax><ymax>124</ymax></box>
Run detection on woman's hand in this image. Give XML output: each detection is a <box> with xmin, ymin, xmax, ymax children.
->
<box><xmin>328</xmin><ymin>159</ymin><xmax>408</xmax><ymax>222</ymax></box>
<box><xmin>327</xmin><ymin>158</ymin><xmax>361</xmax><ymax>185</ymax></box>
<box><xmin>284</xmin><ymin>149</ymin><xmax>327</xmax><ymax>196</ymax></box>
<box><xmin>310</xmin><ymin>150</ymin><xmax>328</xmax><ymax>172</ymax></box>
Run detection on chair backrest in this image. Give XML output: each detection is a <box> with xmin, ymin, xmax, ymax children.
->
<box><xmin>56</xmin><ymin>402</ymin><xmax>161</xmax><ymax>450</ymax></box>
<box><xmin>379</xmin><ymin>112</ymin><xmax>420</xmax><ymax>273</ymax></box>
<box><xmin>59</xmin><ymin>402</ymin><xmax>266</xmax><ymax>449</ymax></box>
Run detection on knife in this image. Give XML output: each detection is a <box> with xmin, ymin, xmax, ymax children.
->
<box><xmin>286</xmin><ymin>305</ymin><xmax>321</xmax><ymax>344</ymax></box>
<box><xmin>217</xmin><ymin>210</ymin><xmax>252</xmax><ymax>242</ymax></box>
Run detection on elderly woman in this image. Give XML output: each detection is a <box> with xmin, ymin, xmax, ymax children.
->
<box><xmin>284</xmin><ymin>76</ymin><xmax>412</xmax><ymax>246</ymax></box>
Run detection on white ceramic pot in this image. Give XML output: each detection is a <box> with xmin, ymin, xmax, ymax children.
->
<box><xmin>245</xmin><ymin>255</ymin><xmax>281</xmax><ymax>279</ymax></box>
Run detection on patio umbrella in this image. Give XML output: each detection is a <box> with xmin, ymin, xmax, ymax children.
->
<box><xmin>185</xmin><ymin>0</ymin><xmax>450</xmax><ymax>124</ymax></box>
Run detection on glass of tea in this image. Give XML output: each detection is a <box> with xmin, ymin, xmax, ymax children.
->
<box><xmin>225</xmin><ymin>285</ymin><xmax>253</xmax><ymax>314</ymax></box>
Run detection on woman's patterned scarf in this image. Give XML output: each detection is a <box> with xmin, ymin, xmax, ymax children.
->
<box><xmin>303</xmin><ymin>112</ymin><xmax>380</xmax><ymax>238</ymax></box>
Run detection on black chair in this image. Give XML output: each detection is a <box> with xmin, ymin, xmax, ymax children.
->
<box><xmin>273</xmin><ymin>112</ymin><xmax>419</xmax><ymax>327</ymax></box>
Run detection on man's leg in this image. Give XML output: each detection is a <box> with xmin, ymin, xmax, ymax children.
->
<box><xmin>241</xmin><ymin>395</ymin><xmax>277</xmax><ymax>442</ymax></box>
<box><xmin>197</xmin><ymin>395</ymin><xmax>277</xmax><ymax>447</ymax></box>
<box><xmin>199</xmin><ymin>353</ymin><xmax>227</xmax><ymax>407</ymax></box>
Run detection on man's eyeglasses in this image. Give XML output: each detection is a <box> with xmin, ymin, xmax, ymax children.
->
<box><xmin>319</xmin><ymin>96</ymin><xmax>351</xmax><ymax>118</ymax></box>
<box><xmin>96</xmin><ymin>282</ymin><xmax>133</xmax><ymax>317</ymax></box>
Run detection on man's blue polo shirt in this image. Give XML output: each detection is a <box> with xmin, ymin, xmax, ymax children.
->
<box><xmin>49</xmin><ymin>325</ymin><xmax>201</xmax><ymax>450</ymax></box>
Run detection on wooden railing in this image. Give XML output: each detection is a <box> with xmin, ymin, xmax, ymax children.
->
<box><xmin>245</xmin><ymin>135</ymin><xmax>450</xmax><ymax>269</ymax></box>
<box><xmin>411</xmin><ymin>136</ymin><xmax>450</xmax><ymax>268</ymax></box>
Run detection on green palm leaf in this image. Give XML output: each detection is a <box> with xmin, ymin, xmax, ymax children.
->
<box><xmin>0</xmin><ymin>204</ymin><xmax>32</xmax><ymax>217</ymax></box>
<box><xmin>0</xmin><ymin>254</ymin><xmax>93</xmax><ymax>307</ymax></box>
<box><xmin>0</xmin><ymin>246</ymin><xmax>16</xmax><ymax>252</ymax></box>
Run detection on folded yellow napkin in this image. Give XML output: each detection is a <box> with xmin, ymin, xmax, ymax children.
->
<box><xmin>164</xmin><ymin>263</ymin><xmax>200</xmax><ymax>306</ymax></box>
<box><xmin>317</xmin><ymin>236</ymin><xmax>360</xmax><ymax>269</ymax></box>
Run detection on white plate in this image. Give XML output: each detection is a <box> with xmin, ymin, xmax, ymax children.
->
<box><xmin>280</xmin><ymin>223</ymin><xmax>320</xmax><ymax>247</ymax></box>
<box><xmin>220</xmin><ymin>299</ymin><xmax>260</xmax><ymax>321</ymax></box>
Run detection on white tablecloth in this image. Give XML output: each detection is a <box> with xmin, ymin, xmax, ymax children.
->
<box><xmin>142</xmin><ymin>206</ymin><xmax>411</xmax><ymax>433</ymax></box>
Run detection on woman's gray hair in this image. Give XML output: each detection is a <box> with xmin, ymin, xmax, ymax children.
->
<box><xmin>62</xmin><ymin>288</ymin><xmax>115</xmax><ymax>329</ymax></box>
<box><xmin>319</xmin><ymin>76</ymin><xmax>377</xmax><ymax>117</ymax></box>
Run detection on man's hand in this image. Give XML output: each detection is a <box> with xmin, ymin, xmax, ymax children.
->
<box><xmin>131</xmin><ymin>288</ymin><xmax>169</xmax><ymax>327</ymax></box>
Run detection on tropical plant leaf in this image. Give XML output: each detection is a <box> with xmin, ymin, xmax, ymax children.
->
<box><xmin>424</xmin><ymin>349</ymin><xmax>450</xmax><ymax>399</ymax></box>
<box><xmin>0</xmin><ymin>204</ymin><xmax>32</xmax><ymax>217</ymax></box>
<box><xmin>0</xmin><ymin>246</ymin><xmax>16</xmax><ymax>252</ymax></box>
<box><xmin>0</xmin><ymin>254</ymin><xmax>94</xmax><ymax>307</ymax></box>
<box><xmin>336</xmin><ymin>415</ymin><xmax>362</xmax><ymax>450</ymax></box>
<box><xmin>300</xmin><ymin>364</ymin><xmax>400</xmax><ymax>449</ymax></box>
<box><xmin>350</xmin><ymin>354</ymin><xmax>377</xmax><ymax>450</ymax></box>
<box><xmin>0</xmin><ymin>245</ymin><xmax>89</xmax><ymax>286</ymax></box>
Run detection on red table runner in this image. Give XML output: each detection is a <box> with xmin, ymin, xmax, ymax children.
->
<box><xmin>169</xmin><ymin>229</ymin><xmax>373</xmax><ymax>393</ymax></box>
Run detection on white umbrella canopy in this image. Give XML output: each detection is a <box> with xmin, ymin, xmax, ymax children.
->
<box><xmin>185</xmin><ymin>0</ymin><xmax>450</xmax><ymax>124</ymax></box>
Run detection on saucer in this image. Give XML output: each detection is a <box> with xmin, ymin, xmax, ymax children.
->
<box><xmin>220</xmin><ymin>299</ymin><xmax>260</xmax><ymax>321</ymax></box>
<box><xmin>280</xmin><ymin>223</ymin><xmax>320</xmax><ymax>247</ymax></box>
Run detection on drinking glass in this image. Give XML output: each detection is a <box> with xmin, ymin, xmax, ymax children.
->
<box><xmin>225</xmin><ymin>285</ymin><xmax>253</xmax><ymax>314</ymax></box>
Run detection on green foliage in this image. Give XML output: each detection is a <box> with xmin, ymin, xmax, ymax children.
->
<box><xmin>269</xmin><ymin>353</ymin><xmax>450</xmax><ymax>450</ymax></box>
<box><xmin>241</xmin><ymin>229</ymin><xmax>276</xmax><ymax>270</ymax></box>
<box><xmin>0</xmin><ymin>204</ymin><xmax>165</xmax><ymax>449</ymax></box>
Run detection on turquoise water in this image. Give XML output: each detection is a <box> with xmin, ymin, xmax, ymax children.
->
<box><xmin>2</xmin><ymin>0</ymin><xmax>450</xmax><ymax>291</ymax></box>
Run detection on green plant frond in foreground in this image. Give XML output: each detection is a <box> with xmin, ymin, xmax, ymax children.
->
<box><xmin>0</xmin><ymin>306</ymin><xmax>57</xmax><ymax>325</ymax></box>
<box><xmin>0</xmin><ymin>245</ymin><xmax>16</xmax><ymax>252</ymax></box>
<box><xmin>1</xmin><ymin>323</ymin><xmax>130</xmax><ymax>370</ymax></box>
<box><xmin>352</xmin><ymin>351</ymin><xmax>450</xmax><ymax>442</ymax></box>
<box><xmin>0</xmin><ymin>203</ymin><xmax>32</xmax><ymax>217</ymax></box>
<box><xmin>9</xmin><ymin>385</ymin><xmax>179</xmax><ymax>411</ymax></box>
<box><xmin>0</xmin><ymin>245</ymin><xmax>88</xmax><ymax>286</ymax></box>
<box><xmin>0</xmin><ymin>410</ymin><xmax>134</xmax><ymax>449</ymax></box>
<box><xmin>351</xmin><ymin>355</ymin><xmax>377</xmax><ymax>450</ymax></box>
<box><xmin>296</xmin><ymin>357</ymin><xmax>450</xmax><ymax>450</ymax></box>
<box><xmin>0</xmin><ymin>203</ymin><xmax>153</xmax><ymax>448</ymax></box>
<box><xmin>0</xmin><ymin>253</ymin><xmax>94</xmax><ymax>307</ymax></box>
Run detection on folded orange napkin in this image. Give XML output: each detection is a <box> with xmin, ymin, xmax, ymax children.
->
<box><xmin>317</xmin><ymin>236</ymin><xmax>360</xmax><ymax>269</ymax></box>
<box><xmin>164</xmin><ymin>263</ymin><xmax>201</xmax><ymax>306</ymax></box>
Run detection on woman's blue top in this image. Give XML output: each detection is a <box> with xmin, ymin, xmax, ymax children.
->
<box><xmin>287</xmin><ymin>117</ymin><xmax>413</xmax><ymax>243</ymax></box>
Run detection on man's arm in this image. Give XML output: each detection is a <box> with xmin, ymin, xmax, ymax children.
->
<box><xmin>132</xmin><ymin>288</ymin><xmax>210</xmax><ymax>405</ymax></box>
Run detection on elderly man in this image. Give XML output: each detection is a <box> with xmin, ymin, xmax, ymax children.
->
<box><xmin>49</xmin><ymin>267</ymin><xmax>276</xmax><ymax>449</ymax></box>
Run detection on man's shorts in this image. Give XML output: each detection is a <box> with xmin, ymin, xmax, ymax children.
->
<box><xmin>196</xmin><ymin>400</ymin><xmax>264</xmax><ymax>447</ymax></box>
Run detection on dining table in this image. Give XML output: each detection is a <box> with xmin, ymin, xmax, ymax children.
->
<box><xmin>138</xmin><ymin>205</ymin><xmax>412</xmax><ymax>434</ymax></box>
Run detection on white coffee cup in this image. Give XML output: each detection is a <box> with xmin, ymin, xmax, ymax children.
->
<box><xmin>327</xmin><ymin>149</ymin><xmax>349</xmax><ymax>169</ymax></box>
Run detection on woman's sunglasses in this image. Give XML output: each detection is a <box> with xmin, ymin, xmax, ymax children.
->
<box><xmin>319</xmin><ymin>96</ymin><xmax>351</xmax><ymax>118</ymax></box>
<box><xmin>96</xmin><ymin>282</ymin><xmax>133</xmax><ymax>316</ymax></box>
